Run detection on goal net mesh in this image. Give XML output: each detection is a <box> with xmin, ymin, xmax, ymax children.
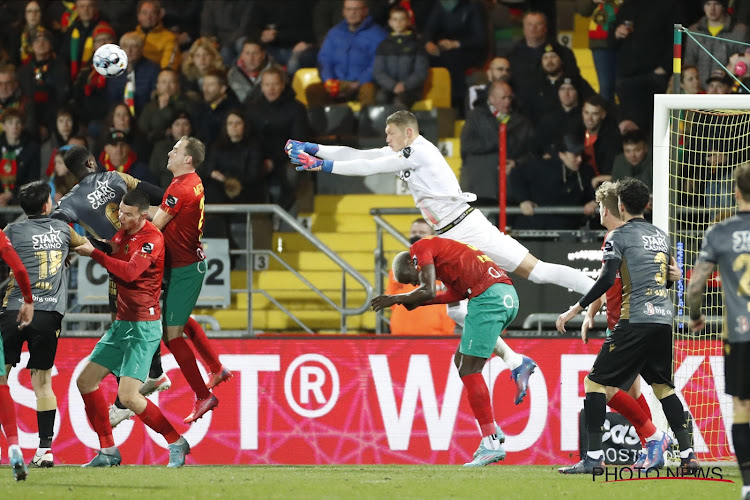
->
<box><xmin>668</xmin><ymin>107</ymin><xmax>750</xmax><ymax>462</ymax></box>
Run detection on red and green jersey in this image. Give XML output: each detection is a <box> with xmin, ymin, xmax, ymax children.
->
<box><xmin>107</xmin><ymin>221</ymin><xmax>165</xmax><ymax>321</ymax></box>
<box><xmin>161</xmin><ymin>172</ymin><xmax>205</xmax><ymax>268</ymax></box>
<box><xmin>411</xmin><ymin>236</ymin><xmax>512</xmax><ymax>302</ymax></box>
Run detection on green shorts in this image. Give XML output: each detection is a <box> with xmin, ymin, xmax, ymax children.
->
<box><xmin>89</xmin><ymin>320</ymin><xmax>162</xmax><ymax>381</ymax></box>
<box><xmin>460</xmin><ymin>283</ymin><xmax>519</xmax><ymax>358</ymax></box>
<box><xmin>163</xmin><ymin>261</ymin><xmax>206</xmax><ymax>326</ymax></box>
<box><xmin>606</xmin><ymin>328</ymin><xmax>614</xmax><ymax>338</ymax></box>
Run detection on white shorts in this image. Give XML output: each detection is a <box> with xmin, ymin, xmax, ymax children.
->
<box><xmin>440</xmin><ymin>209</ymin><xmax>529</xmax><ymax>272</ymax></box>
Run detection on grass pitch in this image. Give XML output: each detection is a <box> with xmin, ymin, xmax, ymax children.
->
<box><xmin>4</xmin><ymin>465</ymin><xmax>741</xmax><ymax>500</ymax></box>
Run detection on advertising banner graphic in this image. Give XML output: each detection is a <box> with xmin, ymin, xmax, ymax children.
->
<box><xmin>2</xmin><ymin>338</ymin><xmax>728</xmax><ymax>465</ymax></box>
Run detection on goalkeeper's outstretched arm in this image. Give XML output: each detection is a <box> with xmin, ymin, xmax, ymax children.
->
<box><xmin>317</xmin><ymin>145</ymin><xmax>392</xmax><ymax>161</ymax></box>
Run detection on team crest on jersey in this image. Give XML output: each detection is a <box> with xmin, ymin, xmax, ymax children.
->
<box><xmin>87</xmin><ymin>179</ymin><xmax>117</xmax><ymax>210</ymax></box>
<box><xmin>412</xmin><ymin>256</ymin><xmax>418</xmax><ymax>268</ymax></box>
<box><xmin>32</xmin><ymin>225</ymin><xmax>63</xmax><ymax>250</ymax></box>
<box><xmin>165</xmin><ymin>195</ymin><xmax>178</xmax><ymax>208</ymax></box>
<box><xmin>737</xmin><ymin>315</ymin><xmax>750</xmax><ymax>334</ymax></box>
<box><xmin>141</xmin><ymin>242</ymin><xmax>153</xmax><ymax>254</ymax></box>
<box><xmin>402</xmin><ymin>147</ymin><xmax>412</xmax><ymax>158</ymax></box>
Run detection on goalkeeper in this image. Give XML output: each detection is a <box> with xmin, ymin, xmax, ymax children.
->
<box><xmin>286</xmin><ymin>110</ymin><xmax>597</xmax><ymax>404</ymax></box>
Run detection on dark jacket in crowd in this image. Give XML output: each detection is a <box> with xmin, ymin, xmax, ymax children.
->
<box><xmin>106</xmin><ymin>58</ymin><xmax>161</xmax><ymax>117</ymax></box>
<box><xmin>0</xmin><ymin>133</ymin><xmax>41</xmax><ymax>199</ymax></box>
<box><xmin>194</xmin><ymin>93</ymin><xmax>241</xmax><ymax>147</ymax></box>
<box><xmin>509</xmin><ymin>40</ymin><xmax>581</xmax><ymax>92</ymax></box>
<box><xmin>509</xmin><ymin>156</ymin><xmax>596</xmax><ymax>230</ymax></box>
<box><xmin>373</xmin><ymin>31</ymin><xmax>429</xmax><ymax>93</ymax></box>
<box><xmin>575</xmin><ymin>118</ymin><xmax>622</xmax><ymax>176</ymax></box>
<box><xmin>460</xmin><ymin>104</ymin><xmax>535</xmax><ymax>204</ymax></box>
<box><xmin>536</xmin><ymin>105</ymin><xmax>584</xmax><ymax>157</ymax></box>
<box><xmin>201</xmin><ymin>137</ymin><xmax>266</xmax><ymax>204</ymax></box>
<box><xmin>422</xmin><ymin>0</ymin><xmax>486</xmax><ymax>59</ymax></box>
<box><xmin>17</xmin><ymin>56</ymin><xmax>71</xmax><ymax>131</ymax></box>
<box><xmin>138</xmin><ymin>93</ymin><xmax>199</xmax><ymax>144</ymax></box>
<box><xmin>245</xmin><ymin>92</ymin><xmax>311</xmax><ymax>167</ymax></box>
<box><xmin>248</xmin><ymin>1</ymin><xmax>316</xmax><ymax>49</ymax></box>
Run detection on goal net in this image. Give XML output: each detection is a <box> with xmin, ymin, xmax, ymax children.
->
<box><xmin>654</xmin><ymin>94</ymin><xmax>750</xmax><ymax>462</ymax></box>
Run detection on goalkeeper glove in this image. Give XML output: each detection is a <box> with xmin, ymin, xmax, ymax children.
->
<box><xmin>284</xmin><ymin>139</ymin><xmax>319</xmax><ymax>156</ymax></box>
<box><xmin>291</xmin><ymin>151</ymin><xmax>333</xmax><ymax>172</ymax></box>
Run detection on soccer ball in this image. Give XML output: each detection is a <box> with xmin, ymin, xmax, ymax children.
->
<box><xmin>92</xmin><ymin>44</ymin><xmax>128</xmax><ymax>78</ymax></box>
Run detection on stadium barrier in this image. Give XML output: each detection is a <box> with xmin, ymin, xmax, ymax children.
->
<box><xmin>4</xmin><ymin>336</ymin><xmax>728</xmax><ymax>465</ymax></box>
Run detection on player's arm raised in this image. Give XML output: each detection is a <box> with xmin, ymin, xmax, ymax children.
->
<box><xmin>117</xmin><ymin>172</ymin><xmax>165</xmax><ymax>205</ymax></box>
<box><xmin>686</xmin><ymin>259</ymin><xmax>714</xmax><ymax>332</ymax></box>
<box><xmin>286</xmin><ymin>140</ymin><xmax>389</xmax><ymax>161</ymax></box>
<box><xmin>75</xmin><ymin>243</ymin><xmax>153</xmax><ymax>283</ymax></box>
<box><xmin>291</xmin><ymin>149</ymin><xmax>408</xmax><ymax>175</ymax></box>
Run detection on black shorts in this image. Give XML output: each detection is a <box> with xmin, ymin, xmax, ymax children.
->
<box><xmin>108</xmin><ymin>277</ymin><xmax>117</xmax><ymax>314</ymax></box>
<box><xmin>724</xmin><ymin>340</ymin><xmax>750</xmax><ymax>400</ymax></box>
<box><xmin>589</xmin><ymin>321</ymin><xmax>674</xmax><ymax>390</ymax></box>
<box><xmin>1</xmin><ymin>310</ymin><xmax>63</xmax><ymax>370</ymax></box>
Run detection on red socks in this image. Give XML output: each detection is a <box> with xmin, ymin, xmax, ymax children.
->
<box><xmin>635</xmin><ymin>394</ymin><xmax>652</xmax><ymax>420</ymax></box>
<box><xmin>166</xmin><ymin>337</ymin><xmax>211</xmax><ymax>400</ymax></box>
<box><xmin>608</xmin><ymin>390</ymin><xmax>656</xmax><ymax>446</ymax></box>
<box><xmin>184</xmin><ymin>317</ymin><xmax>222</xmax><ymax>374</ymax></box>
<box><xmin>137</xmin><ymin>399</ymin><xmax>180</xmax><ymax>444</ymax></box>
<box><xmin>0</xmin><ymin>384</ymin><xmax>18</xmax><ymax>446</ymax></box>
<box><xmin>461</xmin><ymin>373</ymin><xmax>496</xmax><ymax>437</ymax></box>
<box><xmin>81</xmin><ymin>388</ymin><xmax>115</xmax><ymax>449</ymax></box>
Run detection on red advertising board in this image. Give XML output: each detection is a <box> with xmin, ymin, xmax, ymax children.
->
<box><xmin>1</xmin><ymin>338</ymin><xmax>730</xmax><ymax>465</ymax></box>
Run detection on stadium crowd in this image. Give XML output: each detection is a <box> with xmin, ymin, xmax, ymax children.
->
<box><xmin>0</xmin><ymin>0</ymin><xmax>740</xmax><ymax>232</ymax></box>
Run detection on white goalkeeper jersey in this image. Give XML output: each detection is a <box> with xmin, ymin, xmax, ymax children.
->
<box><xmin>317</xmin><ymin>136</ymin><xmax>477</xmax><ymax>228</ymax></box>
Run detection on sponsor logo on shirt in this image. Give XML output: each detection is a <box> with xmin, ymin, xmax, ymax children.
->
<box><xmin>732</xmin><ymin>230</ymin><xmax>750</xmax><ymax>253</ymax></box>
<box><xmin>642</xmin><ymin>234</ymin><xmax>668</xmax><ymax>253</ymax></box>
<box><xmin>87</xmin><ymin>179</ymin><xmax>117</xmax><ymax>210</ymax></box>
<box><xmin>141</xmin><ymin>242</ymin><xmax>154</xmax><ymax>254</ymax></box>
<box><xmin>32</xmin><ymin>226</ymin><xmax>63</xmax><ymax>250</ymax></box>
<box><xmin>402</xmin><ymin>146</ymin><xmax>412</xmax><ymax>158</ymax></box>
<box><xmin>166</xmin><ymin>195</ymin><xmax>178</xmax><ymax>208</ymax></box>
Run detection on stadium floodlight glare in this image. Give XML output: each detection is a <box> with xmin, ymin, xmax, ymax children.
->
<box><xmin>653</xmin><ymin>93</ymin><xmax>750</xmax><ymax>462</ymax></box>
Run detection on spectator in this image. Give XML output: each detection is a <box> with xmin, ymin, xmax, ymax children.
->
<box><xmin>0</xmin><ymin>64</ymin><xmax>36</xmax><ymax>137</ymax></box>
<box><xmin>519</xmin><ymin>44</ymin><xmax>594</xmax><ymax>122</ymax></box>
<box><xmin>98</xmin><ymin>129</ymin><xmax>153</xmax><ymax>183</ymax></box>
<box><xmin>134</xmin><ymin>0</ymin><xmax>181</xmax><ymax>70</ymax></box>
<box><xmin>667</xmin><ymin>65</ymin><xmax>703</xmax><ymax>94</ymax></box>
<box><xmin>535</xmin><ymin>77</ymin><xmax>585</xmax><ymax>157</ymax></box>
<box><xmin>422</xmin><ymin>0</ymin><xmax>486</xmax><ymax>112</ymax></box>
<box><xmin>313</xmin><ymin>1</ymin><xmax>344</xmax><ymax>46</ymax></box>
<box><xmin>373</xmin><ymin>5</ymin><xmax>429</xmax><ymax>109</ymax></box>
<box><xmin>180</xmin><ymin>36</ymin><xmax>225</xmax><ymax>96</ymax></box>
<box><xmin>611</xmin><ymin>129</ymin><xmax>653</xmax><ymax>191</ymax></box>
<box><xmin>0</xmin><ymin>109</ymin><xmax>40</xmax><ymax>206</ymax></box>
<box><xmin>612</xmin><ymin>0</ymin><xmax>682</xmax><ymax>131</ymax></box>
<box><xmin>10</xmin><ymin>0</ymin><xmax>46</xmax><ymax>66</ymax></box>
<box><xmin>97</xmin><ymin>0</ymin><xmax>137</xmax><ymax>37</ymax></box>
<box><xmin>149</xmin><ymin>110</ymin><xmax>191</xmax><ymax>188</ymax></box>
<box><xmin>460</xmin><ymin>80</ymin><xmax>534</xmax><ymax>206</ymax></box>
<box><xmin>309</xmin><ymin>0</ymin><xmax>388</xmax><ymax>107</ymax></box>
<box><xmin>705</xmin><ymin>72</ymin><xmax>733</xmax><ymax>94</ymax></box>
<box><xmin>70</xmin><ymin>21</ymin><xmax>115</xmax><ymax>128</ymax></box>
<box><xmin>248</xmin><ymin>1</ymin><xmax>317</xmax><ymax>74</ymax></box>
<box><xmin>576</xmin><ymin>0</ymin><xmax>620</xmax><ymax>102</ymax></box>
<box><xmin>199</xmin><ymin>0</ymin><xmax>254</xmax><ymax>66</ymax></box>
<box><xmin>466</xmin><ymin>57</ymin><xmax>511</xmax><ymax>114</ymax></box>
<box><xmin>49</xmin><ymin>145</ymin><xmax>78</xmax><ymax>203</ymax></box>
<box><xmin>106</xmin><ymin>31</ymin><xmax>160</xmax><ymax>118</ymax></box>
<box><xmin>509</xmin><ymin>135</ymin><xmax>597</xmax><ymax>230</ymax></box>
<box><xmin>577</xmin><ymin>94</ymin><xmax>621</xmax><ymax>188</ymax></box>
<box><xmin>40</xmin><ymin>106</ymin><xmax>78</xmax><ymax>178</ymax></box>
<box><xmin>227</xmin><ymin>40</ymin><xmax>273</xmax><ymax>104</ymax></box>
<box><xmin>138</xmin><ymin>68</ymin><xmax>198</xmax><ymax>143</ymax></box>
<box><xmin>62</xmin><ymin>0</ymin><xmax>104</xmax><ymax>80</ymax></box>
<box><xmin>17</xmin><ymin>28</ymin><xmax>70</xmax><ymax>134</ymax></box>
<box><xmin>161</xmin><ymin>0</ymin><xmax>202</xmax><ymax>53</ymax></box>
<box><xmin>684</xmin><ymin>0</ymin><xmax>748</xmax><ymax>85</ymax></box>
<box><xmin>384</xmin><ymin>218</ymin><xmax>456</xmax><ymax>336</ymax></box>
<box><xmin>245</xmin><ymin>66</ymin><xmax>311</xmax><ymax>210</ymax></box>
<box><xmin>508</xmin><ymin>12</ymin><xmax>581</xmax><ymax>95</ymax></box>
<box><xmin>95</xmin><ymin>102</ymin><xmax>150</xmax><ymax>162</ymax></box>
<box><xmin>202</xmin><ymin>110</ymin><xmax>266</xmax><ymax>205</ymax></box>
<box><xmin>194</xmin><ymin>68</ymin><xmax>239</xmax><ymax>146</ymax></box>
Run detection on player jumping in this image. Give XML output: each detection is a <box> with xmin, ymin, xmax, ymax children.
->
<box><xmin>373</xmin><ymin>236</ymin><xmax>520</xmax><ymax>466</ymax></box>
<box><xmin>287</xmin><ymin>110</ymin><xmax>596</xmax><ymax>404</ymax></box>
<box><xmin>687</xmin><ymin>163</ymin><xmax>750</xmax><ymax>498</ymax></box>
<box><xmin>74</xmin><ymin>190</ymin><xmax>189</xmax><ymax>467</ymax></box>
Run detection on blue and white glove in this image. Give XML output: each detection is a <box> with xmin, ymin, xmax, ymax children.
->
<box><xmin>291</xmin><ymin>151</ymin><xmax>333</xmax><ymax>172</ymax></box>
<box><xmin>284</xmin><ymin>139</ymin><xmax>319</xmax><ymax>157</ymax></box>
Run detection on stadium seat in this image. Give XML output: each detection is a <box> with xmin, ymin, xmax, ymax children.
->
<box><xmin>412</xmin><ymin>67</ymin><xmax>451</xmax><ymax>111</ymax></box>
<box><xmin>308</xmin><ymin>105</ymin><xmax>356</xmax><ymax>144</ymax></box>
<box><xmin>358</xmin><ymin>104</ymin><xmax>402</xmax><ymax>148</ymax></box>
<box><xmin>291</xmin><ymin>68</ymin><xmax>321</xmax><ymax>107</ymax></box>
<box><xmin>412</xmin><ymin>109</ymin><xmax>438</xmax><ymax>144</ymax></box>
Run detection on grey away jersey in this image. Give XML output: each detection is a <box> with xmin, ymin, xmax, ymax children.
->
<box><xmin>52</xmin><ymin>171</ymin><xmax>138</xmax><ymax>239</ymax></box>
<box><xmin>697</xmin><ymin>212</ymin><xmax>750</xmax><ymax>342</ymax></box>
<box><xmin>603</xmin><ymin>218</ymin><xmax>674</xmax><ymax>325</ymax></box>
<box><xmin>3</xmin><ymin>217</ymin><xmax>71</xmax><ymax>314</ymax></box>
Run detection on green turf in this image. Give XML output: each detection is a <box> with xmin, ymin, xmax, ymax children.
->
<box><xmin>3</xmin><ymin>465</ymin><xmax>742</xmax><ymax>500</ymax></box>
